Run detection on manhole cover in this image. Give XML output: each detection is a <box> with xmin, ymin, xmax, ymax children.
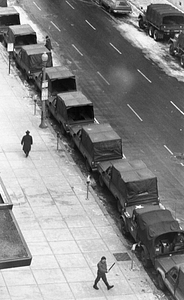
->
<box><xmin>113</xmin><ymin>252</ymin><xmax>131</xmax><ymax>261</ymax></box>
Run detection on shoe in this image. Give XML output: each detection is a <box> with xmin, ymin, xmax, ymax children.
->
<box><xmin>93</xmin><ymin>285</ymin><xmax>99</xmax><ymax>290</ymax></box>
<box><xmin>107</xmin><ymin>285</ymin><xmax>114</xmax><ymax>290</ymax></box>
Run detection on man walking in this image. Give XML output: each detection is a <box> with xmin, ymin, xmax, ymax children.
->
<box><xmin>93</xmin><ymin>256</ymin><xmax>114</xmax><ymax>290</ymax></box>
<box><xmin>21</xmin><ymin>130</ymin><xmax>33</xmax><ymax>157</ymax></box>
<box><xmin>45</xmin><ymin>35</ymin><xmax>52</xmax><ymax>51</ymax></box>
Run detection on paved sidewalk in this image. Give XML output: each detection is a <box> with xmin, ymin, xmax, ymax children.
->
<box><xmin>0</xmin><ymin>44</ymin><xmax>162</xmax><ymax>300</ymax></box>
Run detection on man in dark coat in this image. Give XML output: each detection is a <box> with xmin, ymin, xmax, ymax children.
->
<box><xmin>93</xmin><ymin>256</ymin><xmax>114</xmax><ymax>290</ymax></box>
<box><xmin>45</xmin><ymin>36</ymin><xmax>52</xmax><ymax>51</ymax></box>
<box><xmin>21</xmin><ymin>130</ymin><xmax>33</xmax><ymax>157</ymax></box>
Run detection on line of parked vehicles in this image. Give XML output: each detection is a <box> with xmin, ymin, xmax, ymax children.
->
<box><xmin>0</xmin><ymin>4</ymin><xmax>184</xmax><ymax>299</ymax></box>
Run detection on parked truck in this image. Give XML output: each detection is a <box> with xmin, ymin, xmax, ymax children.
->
<box><xmin>14</xmin><ymin>44</ymin><xmax>52</xmax><ymax>80</ymax></box>
<box><xmin>169</xmin><ymin>31</ymin><xmax>184</xmax><ymax>67</ymax></box>
<box><xmin>98</xmin><ymin>159</ymin><xmax>159</xmax><ymax>213</ymax></box>
<box><xmin>47</xmin><ymin>91</ymin><xmax>94</xmax><ymax>134</ymax></box>
<box><xmin>138</xmin><ymin>4</ymin><xmax>184</xmax><ymax>41</ymax></box>
<box><xmin>3</xmin><ymin>24</ymin><xmax>37</xmax><ymax>49</ymax></box>
<box><xmin>0</xmin><ymin>7</ymin><xmax>20</xmax><ymax>36</ymax></box>
<box><xmin>34</xmin><ymin>66</ymin><xmax>77</xmax><ymax>101</ymax></box>
<box><xmin>71</xmin><ymin>123</ymin><xmax>123</xmax><ymax>171</ymax></box>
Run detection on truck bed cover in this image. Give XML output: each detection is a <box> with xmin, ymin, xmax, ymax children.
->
<box><xmin>0</xmin><ymin>7</ymin><xmax>18</xmax><ymax>15</ymax></box>
<box><xmin>58</xmin><ymin>91</ymin><xmax>92</xmax><ymax>108</ymax></box>
<box><xmin>46</xmin><ymin>66</ymin><xmax>75</xmax><ymax>80</ymax></box>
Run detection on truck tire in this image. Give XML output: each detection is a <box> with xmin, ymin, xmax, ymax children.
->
<box><xmin>99</xmin><ymin>174</ymin><xmax>104</xmax><ymax>187</ymax></box>
<box><xmin>180</xmin><ymin>55</ymin><xmax>184</xmax><ymax>68</ymax></box>
<box><xmin>157</xmin><ymin>273</ymin><xmax>165</xmax><ymax>291</ymax></box>
<box><xmin>153</xmin><ymin>29</ymin><xmax>159</xmax><ymax>41</ymax></box>
<box><xmin>120</xmin><ymin>217</ymin><xmax>129</xmax><ymax>236</ymax></box>
<box><xmin>169</xmin><ymin>44</ymin><xmax>175</xmax><ymax>56</ymax></box>
<box><xmin>138</xmin><ymin>18</ymin><xmax>144</xmax><ymax>30</ymax></box>
<box><xmin>117</xmin><ymin>199</ymin><xmax>122</xmax><ymax>213</ymax></box>
<box><xmin>85</xmin><ymin>159</ymin><xmax>91</xmax><ymax>172</ymax></box>
<box><xmin>148</xmin><ymin>26</ymin><xmax>154</xmax><ymax>37</ymax></box>
<box><xmin>140</xmin><ymin>247</ymin><xmax>151</xmax><ymax>268</ymax></box>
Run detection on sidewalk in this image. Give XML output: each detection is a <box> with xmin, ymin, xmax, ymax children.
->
<box><xmin>0</xmin><ymin>45</ymin><xmax>162</xmax><ymax>300</ymax></box>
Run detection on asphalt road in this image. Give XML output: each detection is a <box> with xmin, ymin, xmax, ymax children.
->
<box><xmin>19</xmin><ymin>0</ymin><xmax>184</xmax><ymax>225</ymax></box>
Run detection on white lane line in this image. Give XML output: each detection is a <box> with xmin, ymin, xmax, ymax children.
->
<box><xmin>109</xmin><ymin>43</ymin><xmax>122</xmax><ymax>54</ymax></box>
<box><xmin>97</xmin><ymin>71</ymin><xmax>110</xmax><ymax>85</ymax></box>
<box><xmin>164</xmin><ymin>145</ymin><xmax>173</xmax><ymax>155</ymax></box>
<box><xmin>137</xmin><ymin>69</ymin><xmax>152</xmax><ymax>83</ymax></box>
<box><xmin>50</xmin><ymin>21</ymin><xmax>61</xmax><ymax>32</ymax></box>
<box><xmin>66</xmin><ymin>0</ymin><xmax>75</xmax><ymax>9</ymax></box>
<box><xmin>72</xmin><ymin>44</ymin><xmax>83</xmax><ymax>56</ymax></box>
<box><xmin>94</xmin><ymin>118</ymin><xmax>99</xmax><ymax>124</ymax></box>
<box><xmin>123</xmin><ymin>153</ymin><xmax>126</xmax><ymax>159</ymax></box>
<box><xmin>33</xmin><ymin>1</ymin><xmax>41</xmax><ymax>10</ymax></box>
<box><xmin>127</xmin><ymin>104</ymin><xmax>143</xmax><ymax>121</ymax></box>
<box><xmin>85</xmin><ymin>20</ymin><xmax>96</xmax><ymax>30</ymax></box>
<box><xmin>170</xmin><ymin>101</ymin><xmax>184</xmax><ymax>116</ymax></box>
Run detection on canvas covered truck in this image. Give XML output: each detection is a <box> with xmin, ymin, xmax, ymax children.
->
<box><xmin>0</xmin><ymin>0</ymin><xmax>7</xmax><ymax>7</ymax></box>
<box><xmin>47</xmin><ymin>91</ymin><xmax>94</xmax><ymax>134</ymax></box>
<box><xmin>98</xmin><ymin>159</ymin><xmax>158</xmax><ymax>213</ymax></box>
<box><xmin>169</xmin><ymin>31</ymin><xmax>184</xmax><ymax>67</ymax></box>
<box><xmin>3</xmin><ymin>24</ymin><xmax>37</xmax><ymax>49</ymax></box>
<box><xmin>138</xmin><ymin>4</ymin><xmax>184</xmax><ymax>41</ymax></box>
<box><xmin>70</xmin><ymin>123</ymin><xmax>123</xmax><ymax>171</ymax></box>
<box><xmin>0</xmin><ymin>7</ymin><xmax>20</xmax><ymax>36</ymax></box>
<box><xmin>122</xmin><ymin>205</ymin><xmax>184</xmax><ymax>269</ymax></box>
<box><xmin>34</xmin><ymin>66</ymin><xmax>77</xmax><ymax>101</ymax></box>
<box><xmin>14</xmin><ymin>44</ymin><xmax>52</xmax><ymax>80</ymax></box>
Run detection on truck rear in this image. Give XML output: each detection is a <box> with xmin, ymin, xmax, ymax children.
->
<box><xmin>139</xmin><ymin>4</ymin><xmax>184</xmax><ymax>41</ymax></box>
<box><xmin>0</xmin><ymin>7</ymin><xmax>20</xmax><ymax>36</ymax></box>
<box><xmin>71</xmin><ymin>123</ymin><xmax>123</xmax><ymax>171</ymax></box>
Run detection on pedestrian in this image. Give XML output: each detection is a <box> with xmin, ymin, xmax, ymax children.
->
<box><xmin>45</xmin><ymin>35</ymin><xmax>52</xmax><ymax>51</ymax></box>
<box><xmin>21</xmin><ymin>130</ymin><xmax>33</xmax><ymax>157</ymax></box>
<box><xmin>93</xmin><ymin>256</ymin><xmax>114</xmax><ymax>290</ymax></box>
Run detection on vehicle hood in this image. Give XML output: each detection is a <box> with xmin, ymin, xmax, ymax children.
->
<box><xmin>155</xmin><ymin>253</ymin><xmax>184</xmax><ymax>272</ymax></box>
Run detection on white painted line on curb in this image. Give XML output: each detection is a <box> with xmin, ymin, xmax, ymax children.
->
<box><xmin>66</xmin><ymin>0</ymin><xmax>75</xmax><ymax>9</ymax></box>
<box><xmin>137</xmin><ymin>69</ymin><xmax>152</xmax><ymax>83</ymax></box>
<box><xmin>97</xmin><ymin>71</ymin><xmax>110</xmax><ymax>85</ymax></box>
<box><xmin>164</xmin><ymin>145</ymin><xmax>173</xmax><ymax>155</ymax></box>
<box><xmin>127</xmin><ymin>104</ymin><xmax>143</xmax><ymax>121</ymax></box>
<box><xmin>33</xmin><ymin>1</ymin><xmax>41</xmax><ymax>10</ymax></box>
<box><xmin>85</xmin><ymin>20</ymin><xmax>96</xmax><ymax>30</ymax></box>
<box><xmin>50</xmin><ymin>21</ymin><xmax>61</xmax><ymax>32</ymax></box>
<box><xmin>109</xmin><ymin>43</ymin><xmax>122</xmax><ymax>54</ymax></box>
<box><xmin>72</xmin><ymin>44</ymin><xmax>83</xmax><ymax>56</ymax></box>
<box><xmin>170</xmin><ymin>101</ymin><xmax>184</xmax><ymax>116</ymax></box>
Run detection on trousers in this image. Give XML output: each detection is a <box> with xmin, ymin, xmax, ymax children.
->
<box><xmin>94</xmin><ymin>272</ymin><xmax>109</xmax><ymax>287</ymax></box>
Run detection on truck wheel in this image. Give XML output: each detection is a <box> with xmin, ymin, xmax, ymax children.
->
<box><xmin>138</xmin><ymin>19</ymin><xmax>144</xmax><ymax>30</ymax></box>
<box><xmin>120</xmin><ymin>218</ymin><xmax>128</xmax><ymax>236</ymax></box>
<box><xmin>157</xmin><ymin>273</ymin><xmax>165</xmax><ymax>291</ymax></box>
<box><xmin>148</xmin><ymin>26</ymin><xmax>154</xmax><ymax>37</ymax></box>
<box><xmin>117</xmin><ymin>199</ymin><xmax>122</xmax><ymax>213</ymax></box>
<box><xmin>153</xmin><ymin>30</ymin><xmax>159</xmax><ymax>41</ymax></box>
<box><xmin>141</xmin><ymin>248</ymin><xmax>151</xmax><ymax>268</ymax></box>
<box><xmin>85</xmin><ymin>159</ymin><xmax>91</xmax><ymax>172</ymax></box>
<box><xmin>99</xmin><ymin>175</ymin><xmax>104</xmax><ymax>187</ymax></box>
<box><xmin>169</xmin><ymin>44</ymin><xmax>175</xmax><ymax>56</ymax></box>
<box><xmin>180</xmin><ymin>55</ymin><xmax>184</xmax><ymax>68</ymax></box>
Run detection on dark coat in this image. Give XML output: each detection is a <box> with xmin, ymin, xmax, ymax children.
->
<box><xmin>97</xmin><ymin>260</ymin><xmax>107</xmax><ymax>275</ymax></box>
<box><xmin>21</xmin><ymin>134</ymin><xmax>33</xmax><ymax>153</ymax></box>
<box><xmin>45</xmin><ymin>37</ymin><xmax>52</xmax><ymax>51</ymax></box>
